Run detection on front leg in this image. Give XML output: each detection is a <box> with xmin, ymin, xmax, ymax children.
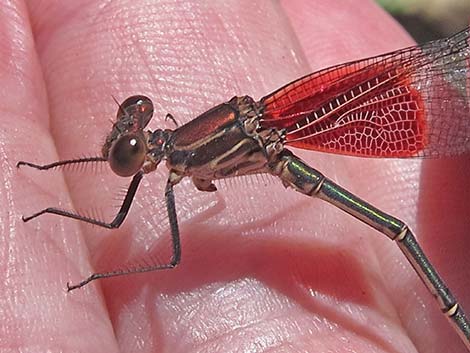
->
<box><xmin>17</xmin><ymin>156</ymin><xmax>135</xmax><ymax>227</ymax></box>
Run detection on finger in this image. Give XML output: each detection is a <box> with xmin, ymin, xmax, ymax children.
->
<box><xmin>9</xmin><ymin>1</ymin><xmax>127</xmax><ymax>352</ymax></box>
<box><xmin>281</xmin><ymin>1</ymin><xmax>470</xmax><ymax>352</ymax></box>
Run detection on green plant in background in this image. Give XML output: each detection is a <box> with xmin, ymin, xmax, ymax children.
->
<box><xmin>376</xmin><ymin>0</ymin><xmax>470</xmax><ymax>41</ymax></box>
<box><xmin>376</xmin><ymin>0</ymin><xmax>408</xmax><ymax>15</ymax></box>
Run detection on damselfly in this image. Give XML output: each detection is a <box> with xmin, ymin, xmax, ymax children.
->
<box><xmin>18</xmin><ymin>27</ymin><xmax>470</xmax><ymax>349</ymax></box>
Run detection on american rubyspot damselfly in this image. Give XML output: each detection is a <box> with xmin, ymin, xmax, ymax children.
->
<box><xmin>18</xmin><ymin>27</ymin><xmax>470</xmax><ymax>349</ymax></box>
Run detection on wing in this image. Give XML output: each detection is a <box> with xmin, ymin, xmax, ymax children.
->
<box><xmin>260</xmin><ymin>27</ymin><xmax>470</xmax><ymax>157</ymax></box>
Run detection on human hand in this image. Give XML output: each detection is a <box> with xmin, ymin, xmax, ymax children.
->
<box><xmin>4</xmin><ymin>1</ymin><xmax>469</xmax><ymax>352</ymax></box>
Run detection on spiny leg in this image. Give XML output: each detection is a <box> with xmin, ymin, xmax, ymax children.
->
<box><xmin>16</xmin><ymin>156</ymin><xmax>135</xmax><ymax>227</ymax></box>
<box><xmin>271</xmin><ymin>150</ymin><xmax>470</xmax><ymax>350</ymax></box>
<box><xmin>21</xmin><ymin>171</ymin><xmax>143</xmax><ymax>229</ymax></box>
<box><xmin>17</xmin><ymin>157</ymin><xmax>107</xmax><ymax>170</ymax></box>
<box><xmin>66</xmin><ymin>179</ymin><xmax>182</xmax><ymax>291</ymax></box>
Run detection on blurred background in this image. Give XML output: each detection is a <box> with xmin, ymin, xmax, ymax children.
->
<box><xmin>376</xmin><ymin>0</ymin><xmax>470</xmax><ymax>41</ymax></box>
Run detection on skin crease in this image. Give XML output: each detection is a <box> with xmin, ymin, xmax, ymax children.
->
<box><xmin>1</xmin><ymin>0</ymin><xmax>469</xmax><ymax>352</ymax></box>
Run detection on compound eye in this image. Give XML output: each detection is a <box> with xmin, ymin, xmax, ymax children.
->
<box><xmin>117</xmin><ymin>95</ymin><xmax>154</xmax><ymax>129</ymax></box>
<box><xmin>108</xmin><ymin>134</ymin><xmax>146</xmax><ymax>177</ymax></box>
